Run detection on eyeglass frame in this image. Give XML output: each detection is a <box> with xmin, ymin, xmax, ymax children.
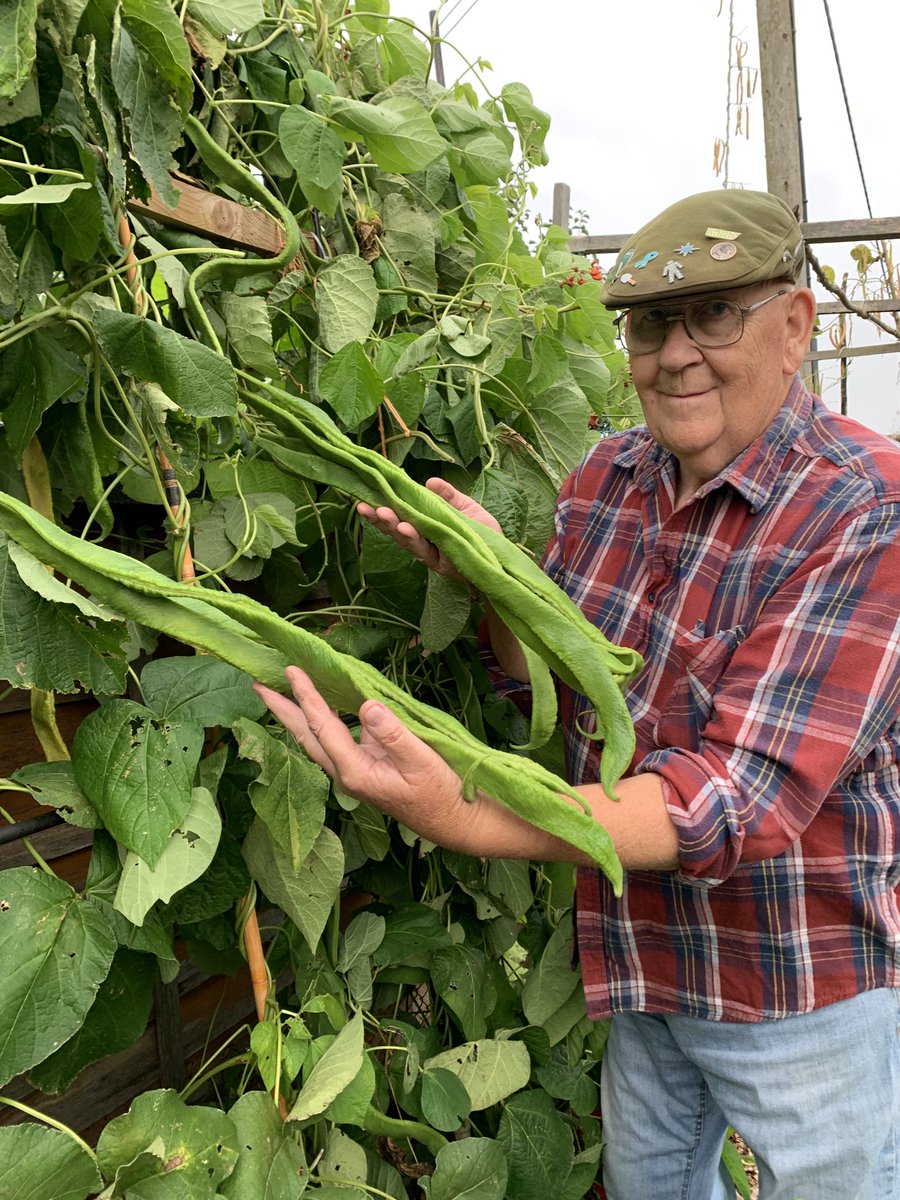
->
<box><xmin>613</xmin><ymin>288</ymin><xmax>791</xmax><ymax>355</ymax></box>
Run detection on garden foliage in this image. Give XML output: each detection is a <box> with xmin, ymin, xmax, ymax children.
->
<box><xmin>0</xmin><ymin>0</ymin><xmax>639</xmax><ymax>1195</ymax></box>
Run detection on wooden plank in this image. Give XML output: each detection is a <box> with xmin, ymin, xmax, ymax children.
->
<box><xmin>756</xmin><ymin>0</ymin><xmax>805</xmax><ymax>215</ymax></box>
<box><xmin>128</xmin><ymin>178</ymin><xmax>285</xmax><ymax>256</ymax></box>
<box><xmin>805</xmin><ymin>341</ymin><xmax>900</xmax><ymax>362</ymax></box>
<box><xmin>817</xmin><ymin>299</ymin><xmax>900</xmax><ymax>315</ymax></box>
<box><xmin>569</xmin><ymin>217</ymin><xmax>900</xmax><ymax>259</ymax></box>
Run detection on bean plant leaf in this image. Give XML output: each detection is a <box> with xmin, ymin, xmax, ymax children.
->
<box><xmin>0</xmin><ymin>869</ymin><xmax>116</xmax><ymax>1087</ymax></box>
<box><xmin>497</xmin><ymin>1090</ymin><xmax>575</xmax><ymax>1200</ymax></box>
<box><xmin>243</xmin><ymin>818</ymin><xmax>344</xmax><ymax>952</ymax></box>
<box><xmin>28</xmin><ymin>948</ymin><xmax>157</xmax><ymax>1093</ymax></box>
<box><xmin>140</xmin><ymin>656</ymin><xmax>265</xmax><ymax>726</ymax></box>
<box><xmin>233</xmin><ymin>717</ymin><xmax>328</xmax><ymax>871</ymax></box>
<box><xmin>0</xmin><ymin>330</ymin><xmax>84</xmax><ymax>463</ymax></box>
<box><xmin>0</xmin><ymin>0</ymin><xmax>39</xmax><ymax>98</ymax></box>
<box><xmin>0</xmin><ymin>543</ymin><xmax>127</xmax><ymax>694</ymax></box>
<box><xmin>316</xmin><ymin>254</ymin><xmax>379</xmax><ymax>353</ymax></box>
<box><xmin>71</xmin><ymin>699</ymin><xmax>204</xmax><ymax>868</ymax></box>
<box><xmin>317</xmin><ymin>340</ymin><xmax>384</xmax><ymax>428</ymax></box>
<box><xmin>219</xmin><ymin>1091</ymin><xmax>308</xmax><ymax>1199</ymax></box>
<box><xmin>420</xmin><ymin>571</ymin><xmax>471</xmax><ymax>653</ymax></box>
<box><xmin>187</xmin><ymin>0</ymin><xmax>265</xmax><ymax>37</ymax></box>
<box><xmin>96</xmin><ymin>1088</ymin><xmax>238</xmax><ymax>1193</ymax></box>
<box><xmin>323</xmin><ymin>93</ymin><xmax>446</xmax><ymax>173</ymax></box>
<box><xmin>11</xmin><ymin>760</ymin><xmax>101</xmax><ymax>829</ymax></box>
<box><xmin>221</xmin><ymin>292</ymin><xmax>279</xmax><ymax>377</ymax></box>
<box><xmin>431</xmin><ymin>944</ymin><xmax>496</xmax><ymax>1040</ymax></box>
<box><xmin>420</xmin><ymin>1067</ymin><xmax>472</xmax><ymax>1133</ymax></box>
<box><xmin>522</xmin><ymin>915</ymin><xmax>580</xmax><ymax>1027</ymax></box>
<box><xmin>279</xmin><ymin>103</ymin><xmax>345</xmax><ymax>188</ymax></box>
<box><xmin>500</xmin><ymin>82</ymin><xmax>551</xmax><ymax>165</ymax></box>
<box><xmin>114</xmin><ymin>786</ymin><xmax>222</xmax><ymax>926</ymax></box>
<box><xmin>0</xmin><ymin>1124</ymin><xmax>102</xmax><ymax>1200</ymax></box>
<box><xmin>424</xmin><ymin>1039</ymin><xmax>531</xmax><ymax>1111</ymax></box>
<box><xmin>425</xmin><ymin>1137</ymin><xmax>508</xmax><ymax>1200</ymax></box>
<box><xmin>379</xmin><ymin>21</ymin><xmax>430</xmax><ymax>84</ymax></box>
<box><xmin>91</xmin><ymin>309</ymin><xmax>239</xmax><ymax>417</ymax></box>
<box><xmin>382</xmin><ymin>190</ymin><xmax>437</xmax><ymax>295</ymax></box>
<box><xmin>288</xmin><ymin>1011</ymin><xmax>364</xmax><ymax>1122</ymax></box>
<box><xmin>0</xmin><ymin>180</ymin><xmax>91</xmax><ymax>214</ymax></box>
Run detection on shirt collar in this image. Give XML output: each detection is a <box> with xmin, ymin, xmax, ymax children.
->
<box><xmin>615</xmin><ymin>375</ymin><xmax>813</xmax><ymax>513</ymax></box>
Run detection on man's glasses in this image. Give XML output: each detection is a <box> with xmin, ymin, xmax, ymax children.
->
<box><xmin>615</xmin><ymin>290</ymin><xmax>790</xmax><ymax>355</ymax></box>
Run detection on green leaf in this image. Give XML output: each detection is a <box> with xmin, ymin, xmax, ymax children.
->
<box><xmin>121</xmin><ymin>0</ymin><xmax>192</xmax><ymax>108</ymax></box>
<box><xmin>449</xmin><ymin>132</ymin><xmax>512</xmax><ymax>187</ymax></box>
<box><xmin>324</xmin><ymin>1044</ymin><xmax>376</xmax><ymax>1125</ymax></box>
<box><xmin>522</xmin><ymin>915</ymin><xmax>580</xmax><ymax>1027</ymax></box>
<box><xmin>350</xmin><ymin>0</ymin><xmax>388</xmax><ymax>32</ymax></box>
<box><xmin>71</xmin><ymin>699</ymin><xmax>203</xmax><ymax>868</ymax></box>
<box><xmin>500</xmin><ymin>82</ymin><xmax>551</xmax><ymax>165</ymax></box>
<box><xmin>382</xmin><ymin>190</ymin><xmax>437</xmax><ymax>295</ymax></box>
<box><xmin>316</xmin><ymin>254</ymin><xmax>379</xmax><ymax>353</ymax></box>
<box><xmin>420</xmin><ymin>572</ymin><xmax>470</xmax><ymax>653</ymax></box>
<box><xmin>187</xmin><ymin>0</ymin><xmax>264</xmax><ymax>36</ymax></box>
<box><xmin>379</xmin><ymin>21</ymin><xmax>430</xmax><ymax>84</ymax></box>
<box><xmin>279</xmin><ymin>104</ymin><xmax>345</xmax><ymax>188</ymax></box>
<box><xmin>338</xmin><ymin>911</ymin><xmax>385</xmax><ymax>971</ymax></box>
<box><xmin>0</xmin><ymin>1124</ymin><xmax>102</xmax><ymax>1200</ymax></box>
<box><xmin>431</xmin><ymin>944</ymin><xmax>496</xmax><ymax>1041</ymax></box>
<box><xmin>324</xmin><ymin>94</ymin><xmax>446</xmax><ymax>174</ymax></box>
<box><xmin>426</xmin><ymin>1137</ymin><xmax>507</xmax><ymax>1200</ymax></box>
<box><xmin>497</xmin><ymin>1090</ymin><xmax>574</xmax><ymax>1200</ymax></box>
<box><xmin>373</xmin><ymin>902</ymin><xmax>454</xmax><ymax>965</ymax></box>
<box><xmin>486</xmin><ymin>859</ymin><xmax>533</xmax><ymax>918</ymax></box>
<box><xmin>0</xmin><ymin>224</ymin><xmax>15</xmax><ymax>304</ymax></box>
<box><xmin>114</xmin><ymin>786</ymin><xmax>222</xmax><ymax>925</ymax></box>
<box><xmin>91</xmin><ymin>308</ymin><xmax>239</xmax><ymax>417</ymax></box>
<box><xmin>0</xmin><ymin>331</ymin><xmax>84</xmax><ymax>462</ymax></box>
<box><xmin>140</xmin><ymin>656</ymin><xmax>265</xmax><ymax>726</ymax></box>
<box><xmin>318</xmin><ymin>340</ymin><xmax>385</xmax><ymax>429</ymax></box>
<box><xmin>424</xmin><ymin>1039</ymin><xmax>531</xmax><ymax>1111</ymax></box>
<box><xmin>220</xmin><ymin>1091</ymin><xmax>308</xmax><ymax>1199</ymax></box>
<box><xmin>0</xmin><ymin>179</ymin><xmax>91</xmax><ymax>214</ymax></box>
<box><xmin>233</xmin><ymin>717</ymin><xmax>328</xmax><ymax>871</ymax></box>
<box><xmin>527</xmin><ymin>332</ymin><xmax>568</xmax><ymax>393</ymax></box>
<box><xmin>29</xmin><ymin>948</ymin><xmax>156</xmax><ymax>1093</ymax></box>
<box><xmin>516</xmin><ymin>382</ymin><xmax>590</xmax><ymax>477</ymax></box>
<box><xmin>0</xmin><ymin>543</ymin><xmax>127</xmax><ymax>694</ymax></box>
<box><xmin>288</xmin><ymin>1010</ymin><xmax>364</xmax><ymax>1121</ymax></box>
<box><xmin>0</xmin><ymin>0</ymin><xmax>38</xmax><ymax>99</ymax></box>
<box><xmin>96</xmin><ymin>1088</ymin><xmax>238</xmax><ymax>1194</ymax></box>
<box><xmin>243</xmin><ymin>818</ymin><xmax>344</xmax><ymax>952</ymax></box>
<box><xmin>110</xmin><ymin>15</ymin><xmax>184</xmax><ymax>208</ymax></box>
<box><xmin>221</xmin><ymin>292</ymin><xmax>279</xmax><ymax>377</ymax></box>
<box><xmin>11</xmin><ymin>760</ymin><xmax>101</xmax><ymax>829</ymax></box>
<box><xmin>0</xmin><ymin>869</ymin><xmax>116</xmax><ymax>1087</ymax></box>
<box><xmin>420</xmin><ymin>1067</ymin><xmax>472</xmax><ymax>1133</ymax></box>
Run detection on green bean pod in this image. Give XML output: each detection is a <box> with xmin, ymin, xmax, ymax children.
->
<box><xmin>0</xmin><ymin>491</ymin><xmax>623</xmax><ymax>891</ymax></box>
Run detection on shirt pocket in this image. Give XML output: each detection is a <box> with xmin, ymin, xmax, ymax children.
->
<box><xmin>653</xmin><ymin>624</ymin><xmax>747</xmax><ymax>751</ymax></box>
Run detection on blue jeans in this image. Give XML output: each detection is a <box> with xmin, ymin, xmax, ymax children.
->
<box><xmin>600</xmin><ymin>988</ymin><xmax>900</xmax><ymax>1200</ymax></box>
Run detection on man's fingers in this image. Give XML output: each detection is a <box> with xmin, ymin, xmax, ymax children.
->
<box><xmin>253</xmin><ymin>676</ymin><xmax>338</xmax><ymax>776</ymax></box>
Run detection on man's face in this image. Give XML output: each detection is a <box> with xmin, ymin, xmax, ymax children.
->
<box><xmin>625</xmin><ymin>283</ymin><xmax>814</xmax><ymax>497</ymax></box>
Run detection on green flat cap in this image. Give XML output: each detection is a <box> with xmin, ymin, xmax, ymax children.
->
<box><xmin>600</xmin><ymin>188</ymin><xmax>804</xmax><ymax>308</ymax></box>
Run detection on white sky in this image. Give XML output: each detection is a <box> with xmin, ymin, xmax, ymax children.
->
<box><xmin>399</xmin><ymin>0</ymin><xmax>900</xmax><ymax>435</ymax></box>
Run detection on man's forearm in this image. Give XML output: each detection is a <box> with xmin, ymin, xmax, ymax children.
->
<box><xmin>484</xmin><ymin>602</ymin><xmax>530</xmax><ymax>681</ymax></box>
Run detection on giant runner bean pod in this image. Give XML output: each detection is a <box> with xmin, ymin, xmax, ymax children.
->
<box><xmin>0</xmin><ymin>491</ymin><xmax>623</xmax><ymax>891</ymax></box>
<box><xmin>239</xmin><ymin>376</ymin><xmax>643</xmax><ymax>794</ymax></box>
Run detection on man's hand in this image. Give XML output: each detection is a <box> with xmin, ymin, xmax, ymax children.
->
<box><xmin>253</xmin><ymin>666</ymin><xmax>482</xmax><ymax>852</ymax></box>
<box><xmin>357</xmin><ymin>477</ymin><xmax>501</xmax><ymax>579</ymax></box>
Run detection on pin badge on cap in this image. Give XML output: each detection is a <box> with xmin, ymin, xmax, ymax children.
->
<box><xmin>709</xmin><ymin>242</ymin><xmax>737</xmax><ymax>261</ymax></box>
<box><xmin>620</xmin><ymin>273</ymin><xmax>637</xmax><ymax>286</ymax></box>
<box><xmin>705</xmin><ymin>227</ymin><xmax>741</xmax><ymax>240</ymax></box>
<box><xmin>634</xmin><ymin>251</ymin><xmax>659</xmax><ymax>269</ymax></box>
<box><xmin>662</xmin><ymin>260</ymin><xmax>684</xmax><ymax>283</ymax></box>
<box><xmin>675</xmin><ymin>243</ymin><xmax>698</xmax><ymax>256</ymax></box>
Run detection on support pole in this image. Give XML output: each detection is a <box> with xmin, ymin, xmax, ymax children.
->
<box><xmin>552</xmin><ymin>182</ymin><xmax>571</xmax><ymax>233</ymax></box>
<box><xmin>755</xmin><ymin>0</ymin><xmax>806</xmax><ymax>217</ymax></box>
<box><xmin>429</xmin><ymin>11</ymin><xmax>445</xmax><ymax>86</ymax></box>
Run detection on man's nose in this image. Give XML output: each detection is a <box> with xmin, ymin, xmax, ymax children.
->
<box><xmin>656</xmin><ymin>315</ymin><xmax>703</xmax><ymax>366</ymax></box>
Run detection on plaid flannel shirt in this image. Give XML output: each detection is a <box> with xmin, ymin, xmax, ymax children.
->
<box><xmin>490</xmin><ymin>376</ymin><xmax>900</xmax><ymax>1021</ymax></box>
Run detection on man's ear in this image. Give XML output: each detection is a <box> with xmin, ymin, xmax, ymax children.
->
<box><xmin>783</xmin><ymin>287</ymin><xmax>817</xmax><ymax>374</ymax></box>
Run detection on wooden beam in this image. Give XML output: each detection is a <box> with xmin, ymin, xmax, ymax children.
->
<box><xmin>817</xmin><ymin>299</ymin><xmax>900</xmax><ymax>315</ymax></box>
<box><xmin>127</xmin><ymin>178</ymin><xmax>284</xmax><ymax>256</ymax></box>
<box><xmin>806</xmin><ymin>341</ymin><xmax>900</xmax><ymax>362</ymax></box>
<box><xmin>569</xmin><ymin>217</ymin><xmax>900</xmax><ymax>258</ymax></box>
<box><xmin>756</xmin><ymin>0</ymin><xmax>805</xmax><ymax>215</ymax></box>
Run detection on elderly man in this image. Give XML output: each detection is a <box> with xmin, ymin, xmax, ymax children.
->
<box><xmin>257</xmin><ymin>190</ymin><xmax>900</xmax><ymax>1200</ymax></box>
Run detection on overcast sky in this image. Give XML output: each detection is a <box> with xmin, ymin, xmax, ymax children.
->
<box><xmin>399</xmin><ymin>0</ymin><xmax>899</xmax><ymax>435</ymax></box>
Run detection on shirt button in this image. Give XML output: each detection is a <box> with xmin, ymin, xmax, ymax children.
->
<box><xmin>647</xmin><ymin>591</ymin><xmax>656</xmax><ymax>603</ymax></box>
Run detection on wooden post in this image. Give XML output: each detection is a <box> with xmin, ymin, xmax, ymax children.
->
<box><xmin>755</xmin><ymin>0</ymin><xmax>806</xmax><ymax>217</ymax></box>
<box><xmin>429</xmin><ymin>11</ymin><xmax>445</xmax><ymax>86</ymax></box>
<box><xmin>552</xmin><ymin>182</ymin><xmax>571</xmax><ymax>233</ymax></box>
